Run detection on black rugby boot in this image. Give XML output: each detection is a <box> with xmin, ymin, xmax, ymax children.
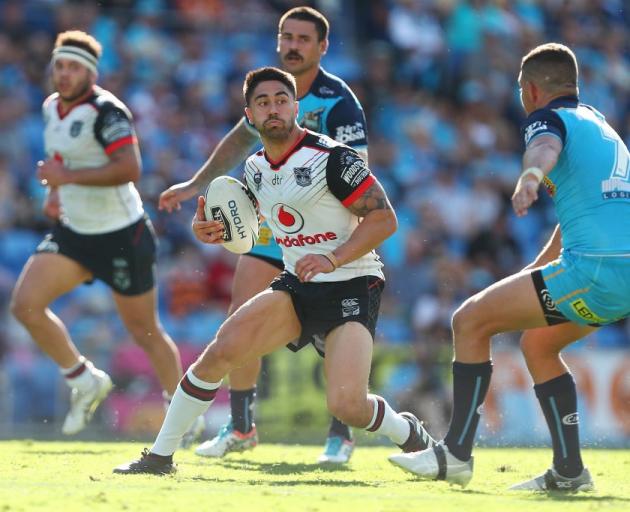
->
<box><xmin>113</xmin><ymin>448</ymin><xmax>176</xmax><ymax>475</ymax></box>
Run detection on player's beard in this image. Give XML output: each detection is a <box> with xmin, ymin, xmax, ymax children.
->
<box><xmin>57</xmin><ymin>78</ymin><xmax>92</xmax><ymax>103</ymax></box>
<box><xmin>258</xmin><ymin>117</ymin><xmax>293</xmax><ymax>140</ymax></box>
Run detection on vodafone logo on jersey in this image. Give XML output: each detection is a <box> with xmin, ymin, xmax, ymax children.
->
<box><xmin>276</xmin><ymin>232</ymin><xmax>338</xmax><ymax>247</ymax></box>
<box><xmin>271</xmin><ymin>202</ymin><xmax>338</xmax><ymax>247</ymax></box>
<box><xmin>272</xmin><ymin>203</ymin><xmax>304</xmax><ymax>234</ymax></box>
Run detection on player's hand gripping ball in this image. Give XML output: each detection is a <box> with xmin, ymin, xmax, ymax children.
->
<box><xmin>204</xmin><ymin>176</ymin><xmax>259</xmax><ymax>254</ymax></box>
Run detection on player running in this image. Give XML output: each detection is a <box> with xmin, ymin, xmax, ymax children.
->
<box><xmin>159</xmin><ymin>6</ymin><xmax>367</xmax><ymax>464</ymax></box>
<box><xmin>113</xmin><ymin>66</ymin><xmax>434</xmax><ymax>475</ymax></box>
<box><xmin>10</xmin><ymin>30</ymin><xmax>202</xmax><ymax>442</ymax></box>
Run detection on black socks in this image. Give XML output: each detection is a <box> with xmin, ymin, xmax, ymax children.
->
<box><xmin>444</xmin><ymin>361</ymin><xmax>493</xmax><ymax>461</ymax></box>
<box><xmin>231</xmin><ymin>388</ymin><xmax>256</xmax><ymax>433</ymax></box>
<box><xmin>535</xmin><ymin>373</ymin><xmax>583</xmax><ymax>478</ymax></box>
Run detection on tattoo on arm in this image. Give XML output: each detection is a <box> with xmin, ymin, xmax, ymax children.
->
<box><xmin>347</xmin><ymin>181</ymin><xmax>392</xmax><ymax>217</ymax></box>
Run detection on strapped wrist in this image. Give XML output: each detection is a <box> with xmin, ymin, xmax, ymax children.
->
<box><xmin>323</xmin><ymin>251</ymin><xmax>339</xmax><ymax>270</ymax></box>
<box><xmin>521</xmin><ymin>166</ymin><xmax>544</xmax><ymax>183</ymax></box>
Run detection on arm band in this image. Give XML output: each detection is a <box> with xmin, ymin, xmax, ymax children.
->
<box><xmin>323</xmin><ymin>251</ymin><xmax>339</xmax><ymax>270</ymax></box>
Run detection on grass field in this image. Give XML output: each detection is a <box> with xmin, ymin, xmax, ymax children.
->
<box><xmin>1</xmin><ymin>441</ymin><xmax>629</xmax><ymax>512</ymax></box>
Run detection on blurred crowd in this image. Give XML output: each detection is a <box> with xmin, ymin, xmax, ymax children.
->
<box><xmin>0</xmin><ymin>0</ymin><xmax>629</xmax><ymax>434</ymax></box>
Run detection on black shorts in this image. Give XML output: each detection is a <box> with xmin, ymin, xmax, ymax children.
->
<box><xmin>35</xmin><ymin>215</ymin><xmax>157</xmax><ymax>296</ymax></box>
<box><xmin>246</xmin><ymin>253</ymin><xmax>284</xmax><ymax>271</ymax></box>
<box><xmin>270</xmin><ymin>271</ymin><xmax>385</xmax><ymax>356</ymax></box>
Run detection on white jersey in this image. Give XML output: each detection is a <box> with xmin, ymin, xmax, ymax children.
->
<box><xmin>244</xmin><ymin>130</ymin><xmax>384</xmax><ymax>282</ymax></box>
<box><xmin>42</xmin><ymin>86</ymin><xmax>144</xmax><ymax>234</ymax></box>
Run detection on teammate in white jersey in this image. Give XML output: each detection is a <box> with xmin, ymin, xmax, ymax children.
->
<box><xmin>113</xmin><ymin>67</ymin><xmax>435</xmax><ymax>475</ymax></box>
<box><xmin>10</xmin><ymin>31</ymin><xmax>201</xmax><ymax>439</ymax></box>
<box><xmin>160</xmin><ymin>7</ymin><xmax>367</xmax><ymax>463</ymax></box>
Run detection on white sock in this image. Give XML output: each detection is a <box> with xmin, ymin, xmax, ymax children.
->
<box><xmin>61</xmin><ymin>357</ymin><xmax>96</xmax><ymax>392</ymax></box>
<box><xmin>151</xmin><ymin>369</ymin><xmax>221</xmax><ymax>456</ymax></box>
<box><xmin>162</xmin><ymin>390</ymin><xmax>172</xmax><ymax>412</ymax></box>
<box><xmin>365</xmin><ymin>394</ymin><xmax>410</xmax><ymax>445</ymax></box>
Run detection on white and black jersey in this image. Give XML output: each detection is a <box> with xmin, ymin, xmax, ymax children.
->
<box><xmin>42</xmin><ymin>86</ymin><xmax>144</xmax><ymax>234</ymax></box>
<box><xmin>243</xmin><ymin>130</ymin><xmax>384</xmax><ymax>282</ymax></box>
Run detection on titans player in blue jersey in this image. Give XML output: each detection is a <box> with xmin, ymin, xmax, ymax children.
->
<box><xmin>390</xmin><ymin>43</ymin><xmax>630</xmax><ymax>492</ymax></box>
<box><xmin>159</xmin><ymin>7</ymin><xmax>367</xmax><ymax>464</ymax></box>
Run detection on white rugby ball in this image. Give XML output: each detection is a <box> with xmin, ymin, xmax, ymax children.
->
<box><xmin>204</xmin><ymin>176</ymin><xmax>259</xmax><ymax>254</ymax></box>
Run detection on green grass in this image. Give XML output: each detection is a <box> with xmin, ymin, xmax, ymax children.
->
<box><xmin>1</xmin><ymin>442</ymin><xmax>629</xmax><ymax>511</ymax></box>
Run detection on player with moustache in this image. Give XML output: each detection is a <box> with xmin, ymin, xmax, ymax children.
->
<box><xmin>159</xmin><ymin>6</ymin><xmax>368</xmax><ymax>464</ymax></box>
<box><xmin>113</xmin><ymin>67</ymin><xmax>435</xmax><ymax>475</ymax></box>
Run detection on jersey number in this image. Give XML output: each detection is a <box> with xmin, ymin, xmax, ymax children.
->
<box><xmin>602</xmin><ymin>126</ymin><xmax>630</xmax><ymax>180</ymax></box>
<box><xmin>600</xmin><ymin>123</ymin><xmax>630</xmax><ymax>200</ymax></box>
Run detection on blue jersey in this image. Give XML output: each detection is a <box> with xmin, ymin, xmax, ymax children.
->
<box><xmin>247</xmin><ymin>67</ymin><xmax>368</xmax><ymax>261</ymax></box>
<box><xmin>522</xmin><ymin>96</ymin><xmax>630</xmax><ymax>254</ymax></box>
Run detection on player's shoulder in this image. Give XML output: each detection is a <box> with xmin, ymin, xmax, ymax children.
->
<box><xmin>526</xmin><ymin>96</ymin><xmax>579</xmax><ymax>124</ymax></box>
<box><xmin>245</xmin><ymin>147</ymin><xmax>266</xmax><ymax>170</ymax></box>
<box><xmin>302</xmin><ymin>130</ymin><xmax>346</xmax><ymax>153</ymax></box>
<box><xmin>89</xmin><ymin>87</ymin><xmax>133</xmax><ymax>118</ymax></box>
<box><xmin>42</xmin><ymin>92</ymin><xmax>60</xmax><ymax>110</ymax></box>
<box><xmin>310</xmin><ymin>68</ymin><xmax>356</xmax><ymax>100</ymax></box>
<box><xmin>305</xmin><ymin>132</ymin><xmax>364</xmax><ymax>170</ymax></box>
<box><xmin>247</xmin><ymin>146</ymin><xmax>265</xmax><ymax>160</ymax></box>
<box><xmin>522</xmin><ymin>97</ymin><xmax>578</xmax><ymax>146</ymax></box>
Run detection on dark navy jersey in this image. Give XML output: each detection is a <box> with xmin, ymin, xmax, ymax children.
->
<box><xmin>246</xmin><ymin>67</ymin><xmax>368</xmax><ymax>151</ymax></box>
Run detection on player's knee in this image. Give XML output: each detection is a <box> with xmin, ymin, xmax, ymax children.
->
<box><xmin>126</xmin><ymin>320</ymin><xmax>162</xmax><ymax>349</ymax></box>
<box><xmin>452</xmin><ymin>298</ymin><xmax>489</xmax><ymax>340</ymax></box>
<box><xmin>205</xmin><ymin>334</ymin><xmax>243</xmax><ymax>371</ymax></box>
<box><xmin>228</xmin><ymin>296</ymin><xmax>249</xmax><ymax>315</ymax></box>
<box><xmin>10</xmin><ymin>290</ymin><xmax>41</xmax><ymax>325</ymax></box>
<box><xmin>452</xmin><ymin>300</ymin><xmax>471</xmax><ymax>332</ymax></box>
<box><xmin>327</xmin><ymin>391</ymin><xmax>365</xmax><ymax>426</ymax></box>
<box><xmin>520</xmin><ymin>333</ymin><xmax>552</xmax><ymax>362</ymax></box>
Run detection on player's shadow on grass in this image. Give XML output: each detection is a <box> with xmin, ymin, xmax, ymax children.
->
<box><xmin>266</xmin><ymin>479</ymin><xmax>372</xmax><ymax>487</ymax></box>
<box><xmin>415</xmin><ymin>487</ymin><xmax>630</xmax><ymax>502</ymax></box>
<box><xmin>219</xmin><ymin>460</ymin><xmax>353</xmax><ymax>474</ymax></box>
<box><xmin>209</xmin><ymin>459</ymin><xmax>353</xmax><ymax>475</ymax></box>
<box><xmin>187</xmin><ymin>475</ymin><xmax>371</xmax><ymax>487</ymax></box>
<box><xmin>537</xmin><ymin>493</ymin><xmax>630</xmax><ymax>503</ymax></box>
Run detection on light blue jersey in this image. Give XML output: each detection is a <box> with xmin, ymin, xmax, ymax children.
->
<box><xmin>247</xmin><ymin>68</ymin><xmax>368</xmax><ymax>262</ymax></box>
<box><xmin>523</xmin><ymin>96</ymin><xmax>630</xmax><ymax>324</ymax></box>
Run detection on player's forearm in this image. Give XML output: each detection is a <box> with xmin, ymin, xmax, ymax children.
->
<box><xmin>67</xmin><ymin>163</ymin><xmax>139</xmax><ymax>186</ymax></box>
<box><xmin>191</xmin><ymin>120</ymin><xmax>259</xmax><ymax>192</ymax></box>
<box><xmin>523</xmin><ymin>224</ymin><xmax>562</xmax><ymax>270</ymax></box>
<box><xmin>522</xmin><ymin>140</ymin><xmax>560</xmax><ymax>176</ymax></box>
<box><xmin>331</xmin><ymin>209</ymin><xmax>397</xmax><ymax>267</ymax></box>
<box><xmin>68</xmin><ymin>145</ymin><xmax>141</xmax><ymax>186</ymax></box>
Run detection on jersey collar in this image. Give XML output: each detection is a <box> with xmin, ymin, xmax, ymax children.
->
<box><xmin>56</xmin><ymin>85</ymin><xmax>97</xmax><ymax>120</ymax></box>
<box><xmin>299</xmin><ymin>67</ymin><xmax>325</xmax><ymax>100</ymax></box>
<box><xmin>264</xmin><ymin>129</ymin><xmax>309</xmax><ymax>170</ymax></box>
<box><xmin>545</xmin><ymin>95</ymin><xmax>579</xmax><ymax>109</ymax></box>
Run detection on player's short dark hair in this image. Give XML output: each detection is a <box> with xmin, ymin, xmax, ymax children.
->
<box><xmin>243</xmin><ymin>67</ymin><xmax>297</xmax><ymax>105</ymax></box>
<box><xmin>521</xmin><ymin>43</ymin><xmax>578</xmax><ymax>93</ymax></box>
<box><xmin>279</xmin><ymin>6</ymin><xmax>329</xmax><ymax>41</ymax></box>
<box><xmin>54</xmin><ymin>30</ymin><xmax>102</xmax><ymax>59</ymax></box>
